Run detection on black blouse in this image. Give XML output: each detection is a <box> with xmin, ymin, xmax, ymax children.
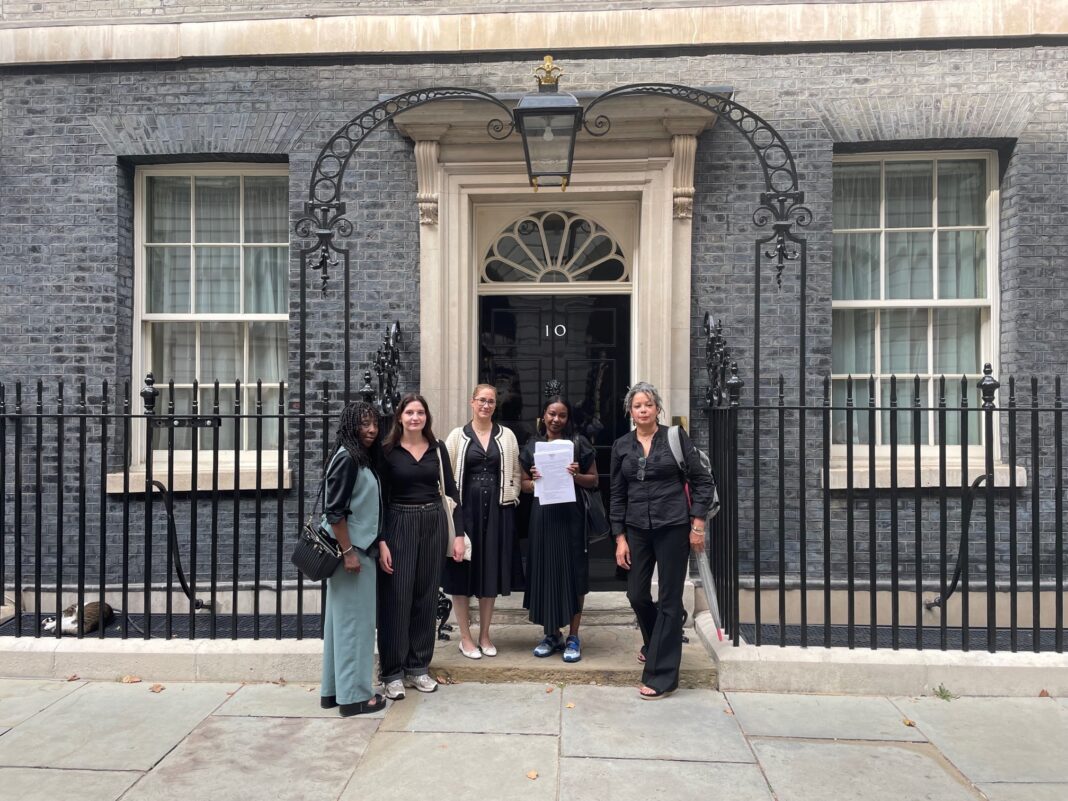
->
<box><xmin>380</xmin><ymin>440</ymin><xmax>461</xmax><ymax>506</ymax></box>
<box><xmin>609</xmin><ymin>424</ymin><xmax>716</xmax><ymax>531</ymax></box>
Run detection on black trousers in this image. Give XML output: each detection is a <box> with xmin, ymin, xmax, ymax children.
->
<box><xmin>625</xmin><ymin>523</ymin><xmax>690</xmax><ymax>693</ymax></box>
<box><xmin>377</xmin><ymin>502</ymin><xmax>447</xmax><ymax>683</ymax></box>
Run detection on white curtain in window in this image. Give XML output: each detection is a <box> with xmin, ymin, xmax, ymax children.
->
<box><xmin>146</xmin><ymin>177</ymin><xmax>190</xmax><ymax>243</ymax></box>
<box><xmin>194</xmin><ymin>177</ymin><xmax>240</xmax><ymax>243</ymax></box>
<box><xmin>244</xmin><ymin>247</ymin><xmax>287</xmax><ymax>313</ymax></box>
<box><xmin>195</xmin><ymin>247</ymin><xmax>240</xmax><ymax>313</ymax></box>
<box><xmin>244</xmin><ymin>176</ymin><xmax>288</xmax><ymax>243</ymax></box>
<box><xmin>832</xmin><ymin>310</ymin><xmax>875</xmax><ymax>374</ymax></box>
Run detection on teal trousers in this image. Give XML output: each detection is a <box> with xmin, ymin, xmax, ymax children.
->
<box><xmin>321</xmin><ymin>548</ymin><xmax>377</xmax><ymax>705</ymax></box>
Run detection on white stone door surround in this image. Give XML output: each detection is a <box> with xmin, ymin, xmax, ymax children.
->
<box><xmin>397</xmin><ymin>108</ymin><xmax>711</xmax><ymax>431</ymax></box>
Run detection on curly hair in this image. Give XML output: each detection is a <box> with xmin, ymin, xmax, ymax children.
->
<box><xmin>331</xmin><ymin>400</ymin><xmax>380</xmax><ymax>467</ymax></box>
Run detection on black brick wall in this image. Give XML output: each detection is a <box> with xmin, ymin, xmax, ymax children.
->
<box><xmin>2</xmin><ymin>45</ymin><xmax>1067</xmax><ymax>592</ymax></box>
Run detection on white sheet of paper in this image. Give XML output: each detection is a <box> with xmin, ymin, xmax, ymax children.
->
<box><xmin>533</xmin><ymin>440</ymin><xmax>576</xmax><ymax>505</ymax></box>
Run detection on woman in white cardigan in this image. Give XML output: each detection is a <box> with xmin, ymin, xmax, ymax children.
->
<box><xmin>443</xmin><ymin>384</ymin><xmax>523</xmax><ymax>658</ymax></box>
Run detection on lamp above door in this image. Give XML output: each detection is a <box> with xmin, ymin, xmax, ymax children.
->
<box><xmin>514</xmin><ymin>56</ymin><xmax>583</xmax><ymax>191</ymax></box>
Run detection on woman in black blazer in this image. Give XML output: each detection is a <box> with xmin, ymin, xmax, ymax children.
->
<box><xmin>610</xmin><ymin>381</ymin><xmax>715</xmax><ymax>699</ymax></box>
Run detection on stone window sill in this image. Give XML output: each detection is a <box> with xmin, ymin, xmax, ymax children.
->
<box><xmin>106</xmin><ymin>464</ymin><xmax>291</xmax><ymax>494</ymax></box>
<box><xmin>824</xmin><ymin>461</ymin><xmax>1027</xmax><ymax>490</ymax></box>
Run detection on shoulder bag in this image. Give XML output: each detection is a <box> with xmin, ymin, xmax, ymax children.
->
<box><xmin>290</xmin><ymin>451</ymin><xmax>343</xmax><ymax>582</ymax></box>
<box><xmin>436</xmin><ymin>445</ymin><xmax>472</xmax><ymax>561</ymax></box>
<box><xmin>575</xmin><ymin>437</ymin><xmax>613</xmax><ymax>548</ymax></box>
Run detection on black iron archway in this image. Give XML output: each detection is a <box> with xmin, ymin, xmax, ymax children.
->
<box><xmin>294</xmin><ymin>81</ymin><xmax>812</xmax><ymax>415</ymax></box>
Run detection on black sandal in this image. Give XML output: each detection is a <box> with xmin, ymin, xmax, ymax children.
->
<box><xmin>638</xmin><ymin>685</ymin><xmax>676</xmax><ymax>700</ymax></box>
<box><xmin>339</xmin><ymin>693</ymin><xmax>387</xmax><ymax>717</ymax></box>
<box><xmin>320</xmin><ymin>695</ymin><xmax>338</xmax><ymax>709</ymax></box>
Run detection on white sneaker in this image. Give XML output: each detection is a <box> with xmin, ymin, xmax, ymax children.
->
<box><xmin>383</xmin><ymin>679</ymin><xmax>406</xmax><ymax>700</ymax></box>
<box><xmin>403</xmin><ymin>673</ymin><xmax>438</xmax><ymax>693</ymax></box>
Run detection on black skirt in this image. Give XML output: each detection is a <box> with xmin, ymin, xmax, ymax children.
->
<box><xmin>442</xmin><ymin>471</ymin><xmax>523</xmax><ymax>597</ymax></box>
<box><xmin>522</xmin><ymin>496</ymin><xmax>588</xmax><ymax>633</ymax></box>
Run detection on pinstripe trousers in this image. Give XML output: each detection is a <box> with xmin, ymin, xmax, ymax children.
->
<box><xmin>377</xmin><ymin>502</ymin><xmax>448</xmax><ymax>683</ymax></box>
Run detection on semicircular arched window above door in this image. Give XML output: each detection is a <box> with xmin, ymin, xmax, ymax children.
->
<box><xmin>481</xmin><ymin>210</ymin><xmax>630</xmax><ymax>284</ymax></box>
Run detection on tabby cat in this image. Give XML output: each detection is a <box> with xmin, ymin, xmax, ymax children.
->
<box><xmin>42</xmin><ymin>601</ymin><xmax>115</xmax><ymax>634</ymax></box>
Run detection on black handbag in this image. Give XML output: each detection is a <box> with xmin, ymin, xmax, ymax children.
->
<box><xmin>290</xmin><ymin>454</ymin><xmax>342</xmax><ymax>582</ymax></box>
<box><xmin>579</xmin><ymin>487</ymin><xmax>613</xmax><ymax>548</ymax></box>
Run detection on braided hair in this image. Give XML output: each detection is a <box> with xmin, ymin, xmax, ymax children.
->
<box><xmin>330</xmin><ymin>401</ymin><xmax>380</xmax><ymax>467</ymax></box>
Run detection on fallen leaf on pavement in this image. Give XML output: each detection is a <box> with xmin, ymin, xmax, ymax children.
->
<box><xmin>149</xmin><ymin>683</ymin><xmax>165</xmax><ymax>693</ymax></box>
<box><xmin>121</xmin><ymin>675</ymin><xmax>142</xmax><ymax>684</ymax></box>
<box><xmin>1039</xmin><ymin>689</ymin><xmax>1051</xmax><ymax>698</ymax></box>
<box><xmin>526</xmin><ymin>771</ymin><xmax>538</xmax><ymax>780</ymax></box>
<box><xmin>271</xmin><ymin>678</ymin><xmax>287</xmax><ymax>686</ymax></box>
<box><xmin>565</xmin><ymin>702</ymin><xmax>575</xmax><ymax>709</ymax></box>
<box><xmin>903</xmin><ymin>718</ymin><xmax>916</xmax><ymax>727</ymax></box>
<box><xmin>545</xmin><ymin>686</ymin><xmax>554</xmax><ymax>694</ymax></box>
<box><xmin>724</xmin><ymin>709</ymin><xmax>735</xmax><ymax>716</ymax></box>
<box><xmin>66</xmin><ymin>674</ymin><xmax>80</xmax><ymax>682</ymax></box>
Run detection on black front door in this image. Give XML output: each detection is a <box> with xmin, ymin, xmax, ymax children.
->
<box><xmin>479</xmin><ymin>294</ymin><xmax>631</xmax><ymax>589</ymax></box>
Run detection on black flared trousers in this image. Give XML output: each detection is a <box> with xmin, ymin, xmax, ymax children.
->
<box><xmin>625</xmin><ymin>523</ymin><xmax>690</xmax><ymax>693</ymax></box>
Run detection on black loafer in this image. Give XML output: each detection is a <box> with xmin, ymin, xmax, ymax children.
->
<box><xmin>339</xmin><ymin>693</ymin><xmax>386</xmax><ymax>717</ymax></box>
<box><xmin>320</xmin><ymin>695</ymin><xmax>338</xmax><ymax>709</ymax></box>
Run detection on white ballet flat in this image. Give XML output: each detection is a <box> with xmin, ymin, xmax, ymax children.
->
<box><xmin>459</xmin><ymin>642</ymin><xmax>482</xmax><ymax>659</ymax></box>
<box><xmin>479</xmin><ymin>643</ymin><xmax>498</xmax><ymax>657</ymax></box>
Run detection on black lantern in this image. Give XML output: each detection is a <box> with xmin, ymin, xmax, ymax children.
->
<box><xmin>514</xmin><ymin>56</ymin><xmax>582</xmax><ymax>191</ymax></box>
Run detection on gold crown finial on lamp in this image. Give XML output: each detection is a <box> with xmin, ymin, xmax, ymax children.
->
<box><xmin>534</xmin><ymin>55</ymin><xmax>563</xmax><ymax>87</ymax></box>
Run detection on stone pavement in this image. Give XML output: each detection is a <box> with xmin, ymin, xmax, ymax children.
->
<box><xmin>1</xmin><ymin>677</ymin><xmax>1067</xmax><ymax>801</ymax></box>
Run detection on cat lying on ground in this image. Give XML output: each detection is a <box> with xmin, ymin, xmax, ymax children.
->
<box><xmin>42</xmin><ymin>601</ymin><xmax>115</xmax><ymax>634</ymax></box>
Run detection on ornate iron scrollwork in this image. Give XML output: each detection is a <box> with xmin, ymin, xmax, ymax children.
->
<box><xmin>704</xmin><ymin>313</ymin><xmax>733</xmax><ymax>408</ymax></box>
<box><xmin>373</xmin><ymin>321</ymin><xmax>403</xmax><ymax>417</ymax></box>
<box><xmin>581</xmin><ymin>83</ymin><xmax>812</xmax><ymax>285</ymax></box>
<box><xmin>298</xmin><ymin>88</ymin><xmax>516</xmax><ymax>292</ymax></box>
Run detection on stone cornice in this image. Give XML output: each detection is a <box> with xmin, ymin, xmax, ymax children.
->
<box><xmin>1</xmin><ymin>0</ymin><xmax>1066</xmax><ymax>67</ymax></box>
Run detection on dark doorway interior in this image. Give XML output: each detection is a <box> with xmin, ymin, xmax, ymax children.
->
<box><xmin>478</xmin><ymin>293</ymin><xmax>631</xmax><ymax>590</ymax></box>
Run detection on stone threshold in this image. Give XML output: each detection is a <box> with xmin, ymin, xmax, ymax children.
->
<box><xmin>695</xmin><ymin>610</ymin><xmax>1068</xmax><ymax>697</ymax></box>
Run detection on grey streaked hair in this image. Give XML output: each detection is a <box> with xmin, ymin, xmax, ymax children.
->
<box><xmin>624</xmin><ymin>382</ymin><xmax>664</xmax><ymax>417</ymax></box>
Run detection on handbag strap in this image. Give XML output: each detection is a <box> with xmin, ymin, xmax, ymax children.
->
<box><xmin>435</xmin><ymin>444</ymin><xmax>448</xmax><ymax>503</ymax></box>
<box><xmin>307</xmin><ymin>447</ymin><xmax>344</xmax><ymax>526</ymax></box>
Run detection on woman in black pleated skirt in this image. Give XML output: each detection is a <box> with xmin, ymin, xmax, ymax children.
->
<box><xmin>519</xmin><ymin>393</ymin><xmax>599</xmax><ymax>663</ymax></box>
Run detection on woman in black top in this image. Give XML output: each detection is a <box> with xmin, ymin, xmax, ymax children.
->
<box><xmin>520</xmin><ymin>393</ymin><xmax>599</xmax><ymax>662</ymax></box>
<box><xmin>377</xmin><ymin>393</ymin><xmax>463</xmax><ymax>699</ymax></box>
<box><xmin>610</xmin><ymin>381</ymin><xmax>715</xmax><ymax>699</ymax></box>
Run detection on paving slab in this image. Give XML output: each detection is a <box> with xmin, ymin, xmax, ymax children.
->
<box><xmin>561</xmin><ymin>685</ymin><xmax>752</xmax><ymax>763</ymax></box>
<box><xmin>380</xmin><ymin>681</ymin><xmax>560</xmax><ymax>735</ymax></box>
<box><xmin>341</xmin><ymin>731</ymin><xmax>557</xmax><ymax>801</ymax></box>
<box><xmin>978</xmin><ymin>784</ymin><xmax>1068</xmax><ymax>801</ymax></box>
<box><xmin>123</xmin><ymin>715</ymin><xmax>375</xmax><ymax>801</ymax></box>
<box><xmin>894</xmin><ymin>697</ymin><xmax>1068</xmax><ymax>783</ymax></box>
<box><xmin>0</xmin><ymin>679</ymin><xmax>85</xmax><ymax>727</ymax></box>
<box><xmin>559</xmin><ymin>757</ymin><xmax>772</xmax><ymax>801</ymax></box>
<box><xmin>0</xmin><ymin>681</ymin><xmax>236</xmax><ymax>770</ymax></box>
<box><xmin>727</xmin><ymin>692</ymin><xmax>927</xmax><ymax>741</ymax></box>
<box><xmin>214</xmin><ymin>682</ymin><xmax>386</xmax><ymax>719</ymax></box>
<box><xmin>751</xmin><ymin>739</ymin><xmax>979</xmax><ymax>801</ymax></box>
<box><xmin>0</xmin><ymin>767</ymin><xmax>141</xmax><ymax>801</ymax></box>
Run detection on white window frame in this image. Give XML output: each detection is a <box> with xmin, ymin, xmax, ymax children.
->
<box><xmin>125</xmin><ymin>162</ymin><xmax>290</xmax><ymax>484</ymax></box>
<box><xmin>829</xmin><ymin>150</ymin><xmax>1005</xmax><ymax>480</ymax></box>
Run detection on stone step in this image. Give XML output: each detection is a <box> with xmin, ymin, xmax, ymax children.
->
<box><xmin>427</xmin><ymin>624</ymin><xmax>717</xmax><ymax>689</ymax></box>
<box><xmin>446</xmin><ymin>589</ymin><xmax>696</xmax><ymax>628</ymax></box>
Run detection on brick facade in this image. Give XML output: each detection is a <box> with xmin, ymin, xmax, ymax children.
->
<box><xmin>2</xmin><ymin>43</ymin><xmax>1067</xmax><ymax>589</ymax></box>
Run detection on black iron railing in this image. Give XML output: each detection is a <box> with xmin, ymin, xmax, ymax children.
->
<box><xmin>704</xmin><ymin>347</ymin><xmax>1067</xmax><ymax>653</ymax></box>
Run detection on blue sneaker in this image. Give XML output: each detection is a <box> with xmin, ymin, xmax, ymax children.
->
<box><xmin>533</xmin><ymin>633</ymin><xmax>563</xmax><ymax>657</ymax></box>
<box><xmin>563</xmin><ymin>635</ymin><xmax>582</xmax><ymax>663</ymax></box>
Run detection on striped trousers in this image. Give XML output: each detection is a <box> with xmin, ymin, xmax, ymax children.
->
<box><xmin>377</xmin><ymin>502</ymin><xmax>448</xmax><ymax>683</ymax></box>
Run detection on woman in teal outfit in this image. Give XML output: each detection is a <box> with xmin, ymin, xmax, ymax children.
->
<box><xmin>320</xmin><ymin>401</ymin><xmax>386</xmax><ymax>716</ymax></box>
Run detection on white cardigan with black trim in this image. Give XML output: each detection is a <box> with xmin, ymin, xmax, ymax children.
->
<box><xmin>444</xmin><ymin>424</ymin><xmax>521</xmax><ymax>507</ymax></box>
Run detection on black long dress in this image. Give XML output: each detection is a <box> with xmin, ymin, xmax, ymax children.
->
<box><xmin>520</xmin><ymin>435</ymin><xmax>596</xmax><ymax>634</ymax></box>
<box><xmin>442</xmin><ymin>424</ymin><xmax>523</xmax><ymax>598</ymax></box>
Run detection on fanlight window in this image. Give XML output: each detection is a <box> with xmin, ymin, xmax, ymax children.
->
<box><xmin>482</xmin><ymin>211</ymin><xmax>629</xmax><ymax>284</ymax></box>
